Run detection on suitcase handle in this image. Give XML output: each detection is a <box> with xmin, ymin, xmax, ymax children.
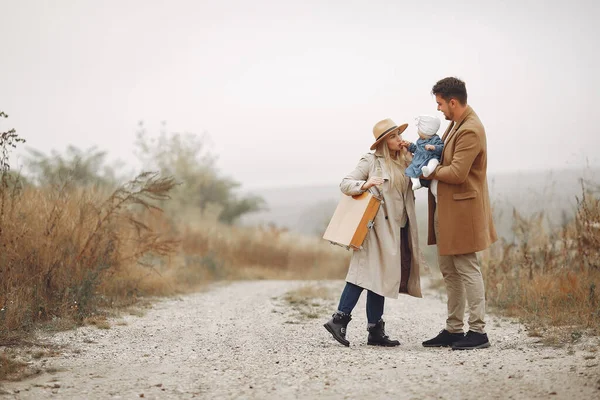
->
<box><xmin>367</xmin><ymin>186</ymin><xmax>383</xmax><ymax>202</ymax></box>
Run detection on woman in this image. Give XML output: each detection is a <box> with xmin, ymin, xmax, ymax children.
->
<box><xmin>323</xmin><ymin>118</ymin><xmax>423</xmax><ymax>347</ymax></box>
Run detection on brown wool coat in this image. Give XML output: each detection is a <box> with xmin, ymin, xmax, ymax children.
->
<box><xmin>340</xmin><ymin>151</ymin><xmax>422</xmax><ymax>299</ymax></box>
<box><xmin>427</xmin><ymin>106</ymin><xmax>498</xmax><ymax>256</ymax></box>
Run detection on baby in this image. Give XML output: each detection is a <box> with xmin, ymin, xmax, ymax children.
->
<box><xmin>404</xmin><ymin>115</ymin><xmax>444</xmax><ymax>190</ymax></box>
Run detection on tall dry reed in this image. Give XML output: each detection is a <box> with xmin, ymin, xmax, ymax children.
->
<box><xmin>482</xmin><ymin>181</ymin><xmax>600</xmax><ymax>332</ymax></box>
<box><xmin>0</xmin><ymin>173</ymin><xmax>179</xmax><ymax>342</ymax></box>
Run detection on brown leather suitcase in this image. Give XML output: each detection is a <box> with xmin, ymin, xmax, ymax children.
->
<box><xmin>322</xmin><ymin>190</ymin><xmax>382</xmax><ymax>250</ymax></box>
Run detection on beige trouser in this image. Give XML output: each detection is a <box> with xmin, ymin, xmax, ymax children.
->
<box><xmin>434</xmin><ymin>209</ymin><xmax>486</xmax><ymax>334</ymax></box>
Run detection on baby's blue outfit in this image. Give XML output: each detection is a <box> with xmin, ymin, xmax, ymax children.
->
<box><xmin>405</xmin><ymin>135</ymin><xmax>444</xmax><ymax>178</ymax></box>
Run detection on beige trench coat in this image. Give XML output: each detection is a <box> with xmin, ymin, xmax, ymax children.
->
<box><xmin>340</xmin><ymin>151</ymin><xmax>422</xmax><ymax>299</ymax></box>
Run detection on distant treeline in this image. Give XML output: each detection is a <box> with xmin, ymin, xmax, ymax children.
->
<box><xmin>11</xmin><ymin>120</ymin><xmax>265</xmax><ymax>224</ymax></box>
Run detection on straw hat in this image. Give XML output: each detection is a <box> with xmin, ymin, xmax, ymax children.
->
<box><xmin>370</xmin><ymin>118</ymin><xmax>408</xmax><ymax>150</ymax></box>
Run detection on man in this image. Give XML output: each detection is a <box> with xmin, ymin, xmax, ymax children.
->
<box><xmin>421</xmin><ymin>77</ymin><xmax>497</xmax><ymax>350</ymax></box>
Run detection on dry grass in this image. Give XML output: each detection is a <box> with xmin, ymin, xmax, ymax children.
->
<box><xmin>284</xmin><ymin>285</ymin><xmax>335</xmax><ymax>304</ymax></box>
<box><xmin>83</xmin><ymin>315</ymin><xmax>111</xmax><ymax>330</ymax></box>
<box><xmin>0</xmin><ymin>172</ymin><xmax>179</xmax><ymax>343</ymax></box>
<box><xmin>177</xmin><ymin>222</ymin><xmax>349</xmax><ymax>286</ymax></box>
<box><xmin>482</xmin><ymin>181</ymin><xmax>600</xmax><ymax>336</ymax></box>
<box><xmin>0</xmin><ymin>352</ymin><xmax>27</xmax><ymax>381</ymax></box>
<box><xmin>0</xmin><ymin>340</ymin><xmax>61</xmax><ymax>381</ymax></box>
<box><xmin>30</xmin><ymin>349</ymin><xmax>58</xmax><ymax>359</ymax></box>
<box><xmin>282</xmin><ymin>284</ymin><xmax>336</xmax><ymax>320</ymax></box>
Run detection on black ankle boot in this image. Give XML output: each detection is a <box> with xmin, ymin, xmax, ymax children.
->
<box><xmin>367</xmin><ymin>319</ymin><xmax>400</xmax><ymax>347</ymax></box>
<box><xmin>323</xmin><ymin>312</ymin><xmax>352</xmax><ymax>347</ymax></box>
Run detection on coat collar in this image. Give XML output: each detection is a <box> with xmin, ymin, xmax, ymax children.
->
<box><xmin>372</xmin><ymin>150</ymin><xmax>391</xmax><ymax>180</ymax></box>
<box><xmin>442</xmin><ymin>105</ymin><xmax>473</xmax><ymax>142</ymax></box>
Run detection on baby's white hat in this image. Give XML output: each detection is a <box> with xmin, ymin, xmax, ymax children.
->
<box><xmin>416</xmin><ymin>115</ymin><xmax>441</xmax><ymax>137</ymax></box>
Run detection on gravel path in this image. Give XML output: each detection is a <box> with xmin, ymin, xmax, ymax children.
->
<box><xmin>1</xmin><ymin>279</ymin><xmax>599</xmax><ymax>399</ymax></box>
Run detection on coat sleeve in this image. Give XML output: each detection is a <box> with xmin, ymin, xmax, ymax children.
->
<box><xmin>408</xmin><ymin>143</ymin><xmax>417</xmax><ymax>154</ymax></box>
<box><xmin>432</xmin><ymin>130</ymin><xmax>481</xmax><ymax>184</ymax></box>
<box><xmin>340</xmin><ymin>154</ymin><xmax>371</xmax><ymax>196</ymax></box>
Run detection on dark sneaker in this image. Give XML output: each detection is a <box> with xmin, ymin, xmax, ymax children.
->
<box><xmin>422</xmin><ymin>329</ymin><xmax>465</xmax><ymax>347</ymax></box>
<box><xmin>451</xmin><ymin>331</ymin><xmax>490</xmax><ymax>350</ymax></box>
<box><xmin>367</xmin><ymin>319</ymin><xmax>400</xmax><ymax>347</ymax></box>
<box><xmin>324</xmin><ymin>312</ymin><xmax>352</xmax><ymax>347</ymax></box>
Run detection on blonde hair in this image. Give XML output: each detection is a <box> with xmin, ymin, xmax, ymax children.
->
<box><xmin>378</xmin><ymin>141</ymin><xmax>409</xmax><ymax>191</ymax></box>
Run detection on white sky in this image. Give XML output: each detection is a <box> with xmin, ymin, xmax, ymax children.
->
<box><xmin>1</xmin><ymin>0</ymin><xmax>599</xmax><ymax>189</ymax></box>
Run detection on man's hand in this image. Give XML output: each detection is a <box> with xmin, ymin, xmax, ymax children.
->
<box><xmin>361</xmin><ymin>176</ymin><xmax>384</xmax><ymax>190</ymax></box>
<box><xmin>425</xmin><ymin>144</ymin><xmax>436</xmax><ymax>151</ymax></box>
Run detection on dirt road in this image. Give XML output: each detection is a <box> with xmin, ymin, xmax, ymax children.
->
<box><xmin>1</xmin><ymin>280</ymin><xmax>599</xmax><ymax>399</ymax></box>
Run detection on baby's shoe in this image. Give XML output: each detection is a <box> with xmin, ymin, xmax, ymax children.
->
<box><xmin>411</xmin><ymin>177</ymin><xmax>422</xmax><ymax>190</ymax></box>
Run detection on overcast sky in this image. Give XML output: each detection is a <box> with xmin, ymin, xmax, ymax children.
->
<box><xmin>1</xmin><ymin>0</ymin><xmax>599</xmax><ymax>189</ymax></box>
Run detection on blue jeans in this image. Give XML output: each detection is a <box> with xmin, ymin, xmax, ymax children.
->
<box><xmin>337</xmin><ymin>282</ymin><xmax>384</xmax><ymax>324</ymax></box>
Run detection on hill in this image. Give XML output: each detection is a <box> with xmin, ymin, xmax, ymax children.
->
<box><xmin>241</xmin><ymin>168</ymin><xmax>600</xmax><ymax>242</ymax></box>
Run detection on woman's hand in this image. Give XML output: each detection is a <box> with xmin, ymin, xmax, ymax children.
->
<box><xmin>400</xmin><ymin>140</ymin><xmax>412</xmax><ymax>148</ymax></box>
<box><xmin>362</xmin><ymin>176</ymin><xmax>384</xmax><ymax>190</ymax></box>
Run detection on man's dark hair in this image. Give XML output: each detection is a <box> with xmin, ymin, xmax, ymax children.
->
<box><xmin>432</xmin><ymin>77</ymin><xmax>468</xmax><ymax>105</ymax></box>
